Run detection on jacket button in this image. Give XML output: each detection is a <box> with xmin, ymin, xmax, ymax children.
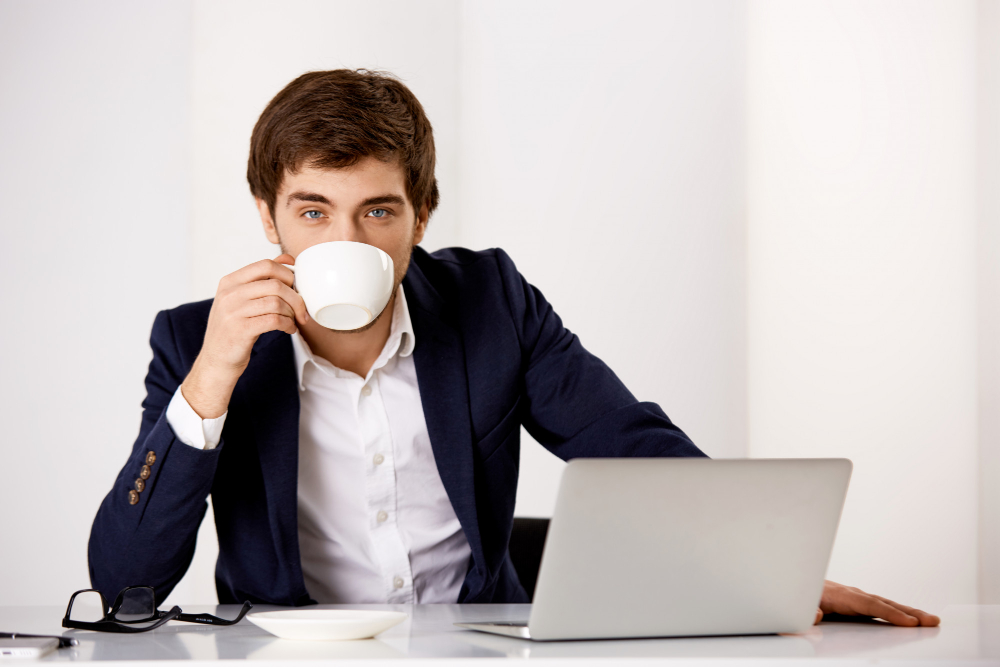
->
<box><xmin>145</xmin><ymin>451</ymin><xmax>156</xmax><ymax>466</ymax></box>
<box><xmin>128</xmin><ymin>490</ymin><xmax>139</xmax><ymax>505</ymax></box>
<box><xmin>135</xmin><ymin>478</ymin><xmax>146</xmax><ymax>493</ymax></box>
<box><xmin>139</xmin><ymin>465</ymin><xmax>151</xmax><ymax>480</ymax></box>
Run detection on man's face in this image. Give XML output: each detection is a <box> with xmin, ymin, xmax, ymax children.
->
<box><xmin>257</xmin><ymin>156</ymin><xmax>428</xmax><ymax>291</ymax></box>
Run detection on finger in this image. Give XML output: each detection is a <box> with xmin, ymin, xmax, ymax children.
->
<box><xmin>814</xmin><ymin>608</ymin><xmax>823</xmax><ymax>625</ymax></box>
<box><xmin>871</xmin><ymin>595</ymin><xmax>941</xmax><ymax>626</ymax></box>
<box><xmin>223</xmin><ymin>258</ymin><xmax>296</xmax><ymax>290</ymax></box>
<box><xmin>238</xmin><ymin>294</ymin><xmax>295</xmax><ymax>321</ymax></box>
<box><xmin>855</xmin><ymin>596</ymin><xmax>919</xmax><ymax>626</ymax></box>
<box><xmin>235</xmin><ymin>279</ymin><xmax>309</xmax><ymax>325</ymax></box>
<box><xmin>246</xmin><ymin>312</ymin><xmax>297</xmax><ymax>337</ymax></box>
<box><xmin>271</xmin><ymin>254</ymin><xmax>296</xmax><ymax>287</ymax></box>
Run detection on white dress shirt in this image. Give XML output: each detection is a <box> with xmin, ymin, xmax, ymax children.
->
<box><xmin>165</xmin><ymin>286</ymin><xmax>472</xmax><ymax>603</ymax></box>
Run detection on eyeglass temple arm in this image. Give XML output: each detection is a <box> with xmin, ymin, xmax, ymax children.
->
<box><xmin>175</xmin><ymin>601</ymin><xmax>253</xmax><ymax>626</ymax></box>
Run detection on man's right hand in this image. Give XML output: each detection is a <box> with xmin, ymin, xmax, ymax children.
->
<box><xmin>181</xmin><ymin>254</ymin><xmax>308</xmax><ymax>419</ymax></box>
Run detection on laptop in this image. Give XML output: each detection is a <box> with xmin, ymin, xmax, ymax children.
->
<box><xmin>456</xmin><ymin>457</ymin><xmax>852</xmax><ymax>641</ymax></box>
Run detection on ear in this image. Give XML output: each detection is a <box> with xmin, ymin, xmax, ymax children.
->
<box><xmin>412</xmin><ymin>202</ymin><xmax>429</xmax><ymax>245</ymax></box>
<box><xmin>257</xmin><ymin>198</ymin><xmax>281</xmax><ymax>245</ymax></box>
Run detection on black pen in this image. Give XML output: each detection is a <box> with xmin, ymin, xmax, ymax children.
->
<box><xmin>0</xmin><ymin>632</ymin><xmax>78</xmax><ymax>648</ymax></box>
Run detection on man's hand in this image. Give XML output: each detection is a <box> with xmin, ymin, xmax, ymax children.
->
<box><xmin>182</xmin><ymin>255</ymin><xmax>308</xmax><ymax>418</ymax></box>
<box><xmin>813</xmin><ymin>580</ymin><xmax>941</xmax><ymax>626</ymax></box>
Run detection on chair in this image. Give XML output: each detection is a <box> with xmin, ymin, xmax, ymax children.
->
<box><xmin>508</xmin><ymin>517</ymin><xmax>551</xmax><ymax>601</ymax></box>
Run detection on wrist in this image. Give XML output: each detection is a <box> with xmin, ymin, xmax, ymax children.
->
<box><xmin>182</xmin><ymin>358</ymin><xmax>238</xmax><ymax>419</ymax></box>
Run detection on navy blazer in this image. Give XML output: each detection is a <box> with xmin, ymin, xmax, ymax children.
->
<box><xmin>88</xmin><ymin>246</ymin><xmax>707</xmax><ymax>606</ymax></box>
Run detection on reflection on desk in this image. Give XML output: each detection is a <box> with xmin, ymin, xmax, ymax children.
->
<box><xmin>2</xmin><ymin>603</ymin><xmax>995</xmax><ymax>664</ymax></box>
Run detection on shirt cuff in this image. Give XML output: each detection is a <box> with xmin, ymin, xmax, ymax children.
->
<box><xmin>165</xmin><ymin>385</ymin><xmax>227</xmax><ymax>450</ymax></box>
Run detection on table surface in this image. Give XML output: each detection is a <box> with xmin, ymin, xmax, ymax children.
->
<box><xmin>2</xmin><ymin>604</ymin><xmax>998</xmax><ymax>665</ymax></box>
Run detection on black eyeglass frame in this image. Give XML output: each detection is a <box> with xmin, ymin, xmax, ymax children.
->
<box><xmin>62</xmin><ymin>586</ymin><xmax>252</xmax><ymax>634</ymax></box>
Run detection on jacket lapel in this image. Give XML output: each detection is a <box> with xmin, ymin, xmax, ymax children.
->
<box><xmin>403</xmin><ymin>257</ymin><xmax>485</xmax><ymax>593</ymax></box>
<box><xmin>239</xmin><ymin>330</ymin><xmax>311</xmax><ymax>605</ymax></box>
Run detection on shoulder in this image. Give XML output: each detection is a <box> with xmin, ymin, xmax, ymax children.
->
<box><xmin>413</xmin><ymin>245</ymin><xmax>509</xmax><ymax>272</ymax></box>
<box><xmin>155</xmin><ymin>297</ymin><xmax>213</xmax><ymax>331</ymax></box>
<box><xmin>407</xmin><ymin>245</ymin><xmax>549</xmax><ymax>351</ymax></box>
<box><xmin>149</xmin><ymin>298</ymin><xmax>214</xmax><ymax>357</ymax></box>
<box><xmin>409</xmin><ymin>245</ymin><xmax>520</xmax><ymax>302</ymax></box>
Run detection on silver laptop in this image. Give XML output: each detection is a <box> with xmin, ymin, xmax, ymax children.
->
<box><xmin>456</xmin><ymin>457</ymin><xmax>852</xmax><ymax>641</ymax></box>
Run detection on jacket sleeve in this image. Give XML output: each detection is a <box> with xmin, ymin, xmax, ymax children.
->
<box><xmin>88</xmin><ymin>309</ymin><xmax>224</xmax><ymax>605</ymax></box>
<box><xmin>494</xmin><ymin>248</ymin><xmax>709</xmax><ymax>460</ymax></box>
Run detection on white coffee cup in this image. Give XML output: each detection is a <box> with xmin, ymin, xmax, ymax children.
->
<box><xmin>285</xmin><ymin>241</ymin><xmax>395</xmax><ymax>331</ymax></box>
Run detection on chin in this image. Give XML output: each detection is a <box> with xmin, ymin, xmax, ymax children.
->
<box><xmin>337</xmin><ymin>278</ymin><xmax>400</xmax><ymax>335</ymax></box>
<box><xmin>339</xmin><ymin>312</ymin><xmax>384</xmax><ymax>334</ymax></box>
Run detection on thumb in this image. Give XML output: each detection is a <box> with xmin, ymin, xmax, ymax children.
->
<box><xmin>274</xmin><ymin>253</ymin><xmax>295</xmax><ymax>266</ymax></box>
<box><xmin>814</xmin><ymin>608</ymin><xmax>824</xmax><ymax>625</ymax></box>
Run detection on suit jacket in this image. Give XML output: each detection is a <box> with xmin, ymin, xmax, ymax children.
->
<box><xmin>88</xmin><ymin>246</ymin><xmax>707</xmax><ymax>606</ymax></box>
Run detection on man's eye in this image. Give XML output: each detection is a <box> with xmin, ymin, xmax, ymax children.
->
<box><xmin>368</xmin><ymin>209</ymin><xmax>388</xmax><ymax>219</ymax></box>
<box><xmin>304</xmin><ymin>210</ymin><xmax>323</xmax><ymax>219</ymax></box>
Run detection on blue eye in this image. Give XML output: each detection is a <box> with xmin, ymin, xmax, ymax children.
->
<box><xmin>304</xmin><ymin>210</ymin><xmax>323</xmax><ymax>219</ymax></box>
<box><xmin>369</xmin><ymin>209</ymin><xmax>388</xmax><ymax>218</ymax></box>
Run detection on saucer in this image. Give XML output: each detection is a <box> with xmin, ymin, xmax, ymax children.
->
<box><xmin>247</xmin><ymin>609</ymin><xmax>408</xmax><ymax>641</ymax></box>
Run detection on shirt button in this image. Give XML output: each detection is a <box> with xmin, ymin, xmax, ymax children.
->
<box><xmin>134</xmin><ymin>478</ymin><xmax>146</xmax><ymax>493</ymax></box>
<box><xmin>139</xmin><ymin>465</ymin><xmax>151</xmax><ymax>480</ymax></box>
<box><xmin>361</xmin><ymin>385</ymin><xmax>372</xmax><ymax>397</ymax></box>
<box><xmin>393</xmin><ymin>577</ymin><xmax>404</xmax><ymax>589</ymax></box>
<box><xmin>376</xmin><ymin>510</ymin><xmax>388</xmax><ymax>523</ymax></box>
<box><xmin>128</xmin><ymin>490</ymin><xmax>139</xmax><ymax>505</ymax></box>
<box><xmin>145</xmin><ymin>451</ymin><xmax>157</xmax><ymax>466</ymax></box>
<box><xmin>373</xmin><ymin>453</ymin><xmax>385</xmax><ymax>466</ymax></box>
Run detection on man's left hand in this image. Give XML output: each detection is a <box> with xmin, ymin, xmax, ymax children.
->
<box><xmin>814</xmin><ymin>580</ymin><xmax>941</xmax><ymax>626</ymax></box>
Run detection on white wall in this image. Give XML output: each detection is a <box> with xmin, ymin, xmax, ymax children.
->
<box><xmin>458</xmin><ymin>0</ymin><xmax>749</xmax><ymax>518</ymax></box>
<box><xmin>0</xmin><ymin>0</ymin><xmax>192</xmax><ymax>605</ymax></box>
<box><xmin>977</xmin><ymin>0</ymin><xmax>1000</xmax><ymax>605</ymax></box>
<box><xmin>747</xmin><ymin>0</ymin><xmax>979</xmax><ymax>611</ymax></box>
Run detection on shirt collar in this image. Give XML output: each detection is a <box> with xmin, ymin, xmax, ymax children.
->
<box><xmin>290</xmin><ymin>285</ymin><xmax>415</xmax><ymax>390</ymax></box>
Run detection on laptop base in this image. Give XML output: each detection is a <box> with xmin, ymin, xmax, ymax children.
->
<box><xmin>454</xmin><ymin>622</ymin><xmax>532</xmax><ymax>639</ymax></box>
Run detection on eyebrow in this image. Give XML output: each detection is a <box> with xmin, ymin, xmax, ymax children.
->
<box><xmin>286</xmin><ymin>191</ymin><xmax>330</xmax><ymax>207</ymax></box>
<box><xmin>359</xmin><ymin>194</ymin><xmax>406</xmax><ymax>208</ymax></box>
<box><xmin>285</xmin><ymin>191</ymin><xmax>407</xmax><ymax>209</ymax></box>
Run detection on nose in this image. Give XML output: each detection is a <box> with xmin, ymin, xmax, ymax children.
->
<box><xmin>323</xmin><ymin>216</ymin><xmax>364</xmax><ymax>244</ymax></box>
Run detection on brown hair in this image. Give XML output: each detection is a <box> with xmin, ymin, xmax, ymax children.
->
<box><xmin>247</xmin><ymin>69</ymin><xmax>439</xmax><ymax>219</ymax></box>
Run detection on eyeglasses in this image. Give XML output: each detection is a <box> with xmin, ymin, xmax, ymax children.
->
<box><xmin>62</xmin><ymin>586</ymin><xmax>252</xmax><ymax>634</ymax></box>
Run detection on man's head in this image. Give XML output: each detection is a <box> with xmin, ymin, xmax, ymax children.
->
<box><xmin>247</xmin><ymin>69</ymin><xmax>438</xmax><ymax>292</ymax></box>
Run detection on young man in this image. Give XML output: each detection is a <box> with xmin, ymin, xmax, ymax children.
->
<box><xmin>89</xmin><ymin>69</ymin><xmax>938</xmax><ymax>626</ymax></box>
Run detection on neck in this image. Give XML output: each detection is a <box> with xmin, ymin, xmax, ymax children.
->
<box><xmin>298</xmin><ymin>291</ymin><xmax>396</xmax><ymax>378</ymax></box>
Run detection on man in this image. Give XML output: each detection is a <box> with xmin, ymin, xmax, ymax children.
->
<box><xmin>89</xmin><ymin>69</ymin><xmax>939</xmax><ymax>626</ymax></box>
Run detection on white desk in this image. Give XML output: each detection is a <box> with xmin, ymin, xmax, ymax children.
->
<box><xmin>4</xmin><ymin>604</ymin><xmax>997</xmax><ymax>665</ymax></box>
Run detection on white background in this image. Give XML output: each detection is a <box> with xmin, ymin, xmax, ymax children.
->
<box><xmin>0</xmin><ymin>0</ymin><xmax>996</xmax><ymax>615</ymax></box>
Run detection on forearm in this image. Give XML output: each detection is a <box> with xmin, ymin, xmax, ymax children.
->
<box><xmin>181</xmin><ymin>357</ymin><xmax>239</xmax><ymax>420</ymax></box>
<box><xmin>532</xmin><ymin>400</ymin><xmax>708</xmax><ymax>461</ymax></box>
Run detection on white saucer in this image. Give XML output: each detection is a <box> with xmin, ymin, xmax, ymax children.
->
<box><xmin>247</xmin><ymin>609</ymin><xmax>408</xmax><ymax>641</ymax></box>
